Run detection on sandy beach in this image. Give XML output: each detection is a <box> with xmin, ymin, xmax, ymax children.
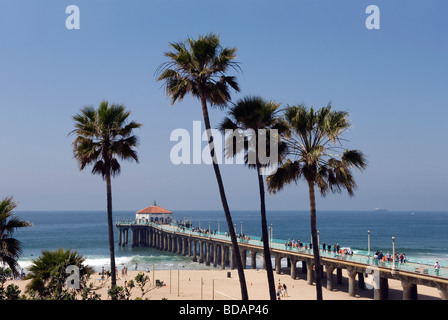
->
<box><xmin>6</xmin><ymin>267</ymin><xmax>442</xmax><ymax>300</ymax></box>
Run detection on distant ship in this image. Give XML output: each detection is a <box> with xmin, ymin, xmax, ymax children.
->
<box><xmin>374</xmin><ymin>208</ymin><xmax>389</xmax><ymax>212</ymax></box>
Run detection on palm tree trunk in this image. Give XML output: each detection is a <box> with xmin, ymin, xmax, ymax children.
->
<box><xmin>106</xmin><ymin>173</ymin><xmax>117</xmax><ymax>291</ymax></box>
<box><xmin>307</xmin><ymin>179</ymin><xmax>323</xmax><ymax>300</ymax></box>
<box><xmin>256</xmin><ymin>163</ymin><xmax>276</xmax><ymax>300</ymax></box>
<box><xmin>200</xmin><ymin>97</ymin><xmax>249</xmax><ymax>300</ymax></box>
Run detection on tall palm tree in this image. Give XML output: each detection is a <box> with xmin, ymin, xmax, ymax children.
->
<box><xmin>0</xmin><ymin>196</ymin><xmax>31</xmax><ymax>277</ymax></box>
<box><xmin>70</xmin><ymin>101</ymin><xmax>141</xmax><ymax>289</ymax></box>
<box><xmin>266</xmin><ymin>104</ymin><xmax>367</xmax><ymax>300</ymax></box>
<box><xmin>219</xmin><ymin>96</ymin><xmax>287</xmax><ymax>300</ymax></box>
<box><xmin>156</xmin><ymin>33</ymin><xmax>248</xmax><ymax>300</ymax></box>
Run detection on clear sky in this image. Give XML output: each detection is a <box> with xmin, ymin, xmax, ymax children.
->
<box><xmin>0</xmin><ymin>0</ymin><xmax>447</xmax><ymax>212</ymax></box>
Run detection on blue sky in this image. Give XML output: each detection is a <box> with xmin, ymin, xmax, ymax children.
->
<box><xmin>0</xmin><ymin>0</ymin><xmax>447</xmax><ymax>211</ymax></box>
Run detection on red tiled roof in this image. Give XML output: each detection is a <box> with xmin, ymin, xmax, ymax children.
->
<box><xmin>136</xmin><ymin>201</ymin><xmax>172</xmax><ymax>214</ymax></box>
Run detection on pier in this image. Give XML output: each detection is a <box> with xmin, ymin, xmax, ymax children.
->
<box><xmin>116</xmin><ymin>220</ymin><xmax>448</xmax><ymax>300</ymax></box>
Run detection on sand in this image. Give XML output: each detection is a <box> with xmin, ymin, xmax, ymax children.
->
<box><xmin>5</xmin><ymin>267</ymin><xmax>442</xmax><ymax>300</ymax></box>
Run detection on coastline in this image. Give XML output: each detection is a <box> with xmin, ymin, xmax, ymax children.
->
<box><xmin>6</xmin><ymin>268</ymin><xmax>442</xmax><ymax>300</ymax></box>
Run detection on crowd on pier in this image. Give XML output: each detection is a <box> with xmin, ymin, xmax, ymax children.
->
<box><xmin>282</xmin><ymin>240</ymin><xmax>355</xmax><ymax>256</ymax></box>
<box><xmin>372</xmin><ymin>250</ymin><xmax>407</xmax><ymax>264</ymax></box>
<box><xmin>142</xmin><ymin>221</ymin><xmax>445</xmax><ymax>276</ymax></box>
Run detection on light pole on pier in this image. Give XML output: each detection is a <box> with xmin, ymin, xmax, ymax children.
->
<box><xmin>367</xmin><ymin>230</ymin><xmax>370</xmax><ymax>257</ymax></box>
<box><xmin>268</xmin><ymin>226</ymin><xmax>271</xmax><ymax>248</ymax></box>
<box><xmin>392</xmin><ymin>236</ymin><xmax>398</xmax><ymax>274</ymax></box>
<box><xmin>368</xmin><ymin>230</ymin><xmax>371</xmax><ymax>256</ymax></box>
<box><xmin>317</xmin><ymin>230</ymin><xmax>320</xmax><ymax>249</ymax></box>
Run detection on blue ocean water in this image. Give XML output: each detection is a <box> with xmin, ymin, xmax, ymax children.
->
<box><xmin>12</xmin><ymin>210</ymin><xmax>448</xmax><ymax>272</ymax></box>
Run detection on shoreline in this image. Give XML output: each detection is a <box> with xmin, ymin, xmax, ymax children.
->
<box><xmin>6</xmin><ymin>268</ymin><xmax>442</xmax><ymax>300</ymax></box>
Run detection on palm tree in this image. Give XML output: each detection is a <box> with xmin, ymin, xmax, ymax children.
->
<box><xmin>25</xmin><ymin>248</ymin><xmax>93</xmax><ymax>299</ymax></box>
<box><xmin>219</xmin><ymin>96</ymin><xmax>287</xmax><ymax>300</ymax></box>
<box><xmin>156</xmin><ymin>33</ymin><xmax>248</xmax><ymax>300</ymax></box>
<box><xmin>0</xmin><ymin>196</ymin><xmax>32</xmax><ymax>277</ymax></box>
<box><xmin>70</xmin><ymin>101</ymin><xmax>141</xmax><ymax>289</ymax></box>
<box><xmin>266</xmin><ymin>104</ymin><xmax>367</xmax><ymax>300</ymax></box>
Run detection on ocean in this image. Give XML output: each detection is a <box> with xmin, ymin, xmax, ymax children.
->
<box><xmin>12</xmin><ymin>210</ymin><xmax>448</xmax><ymax>273</ymax></box>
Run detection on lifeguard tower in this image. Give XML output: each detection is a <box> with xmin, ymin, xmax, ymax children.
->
<box><xmin>135</xmin><ymin>200</ymin><xmax>173</xmax><ymax>224</ymax></box>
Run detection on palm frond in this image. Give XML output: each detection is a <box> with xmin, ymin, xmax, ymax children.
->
<box><xmin>266</xmin><ymin>159</ymin><xmax>301</xmax><ymax>194</ymax></box>
<box><xmin>342</xmin><ymin>149</ymin><xmax>368</xmax><ymax>170</ymax></box>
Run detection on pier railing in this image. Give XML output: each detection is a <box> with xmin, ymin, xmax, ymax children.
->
<box><xmin>116</xmin><ymin>220</ymin><xmax>447</xmax><ymax>278</ymax></box>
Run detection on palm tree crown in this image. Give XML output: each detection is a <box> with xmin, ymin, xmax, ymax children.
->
<box><xmin>267</xmin><ymin>104</ymin><xmax>367</xmax><ymax>195</ymax></box>
<box><xmin>25</xmin><ymin>248</ymin><xmax>93</xmax><ymax>299</ymax></box>
<box><xmin>219</xmin><ymin>96</ymin><xmax>288</xmax><ymax>170</ymax></box>
<box><xmin>0</xmin><ymin>196</ymin><xmax>32</xmax><ymax>276</ymax></box>
<box><xmin>71</xmin><ymin>100</ymin><xmax>141</xmax><ymax>178</ymax></box>
<box><xmin>156</xmin><ymin>33</ymin><xmax>240</xmax><ymax>107</ymax></box>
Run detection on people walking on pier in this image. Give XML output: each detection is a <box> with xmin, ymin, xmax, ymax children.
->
<box><xmin>377</xmin><ymin>251</ymin><xmax>383</xmax><ymax>260</ymax></box>
<box><xmin>322</xmin><ymin>242</ymin><xmax>326</xmax><ymax>252</ymax></box>
<box><xmin>434</xmin><ymin>261</ymin><xmax>441</xmax><ymax>275</ymax></box>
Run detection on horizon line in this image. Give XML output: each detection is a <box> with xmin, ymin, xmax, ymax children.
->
<box><xmin>14</xmin><ymin>209</ymin><xmax>448</xmax><ymax>213</ymax></box>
